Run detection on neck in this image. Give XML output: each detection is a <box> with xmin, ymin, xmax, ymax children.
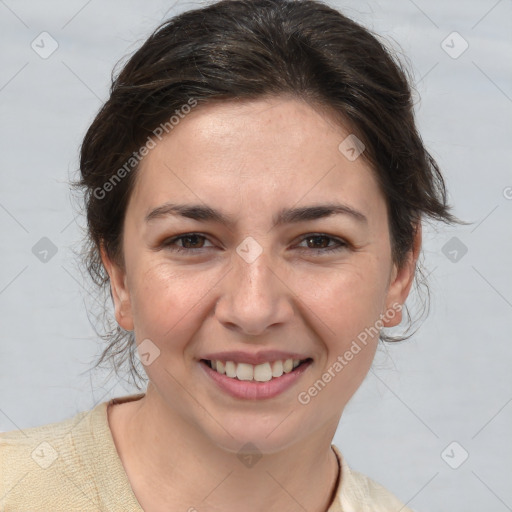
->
<box><xmin>108</xmin><ymin>387</ymin><xmax>341</xmax><ymax>512</ymax></box>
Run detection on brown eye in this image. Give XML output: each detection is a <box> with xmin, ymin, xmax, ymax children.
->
<box><xmin>296</xmin><ymin>234</ymin><xmax>347</xmax><ymax>255</ymax></box>
<box><xmin>162</xmin><ymin>233</ymin><xmax>213</xmax><ymax>253</ymax></box>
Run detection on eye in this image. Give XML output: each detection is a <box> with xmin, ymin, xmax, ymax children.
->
<box><xmin>160</xmin><ymin>232</ymin><xmax>348</xmax><ymax>256</ymax></box>
<box><xmin>295</xmin><ymin>234</ymin><xmax>348</xmax><ymax>255</ymax></box>
<box><xmin>161</xmin><ymin>233</ymin><xmax>214</xmax><ymax>253</ymax></box>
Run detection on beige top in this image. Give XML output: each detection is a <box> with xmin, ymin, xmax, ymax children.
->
<box><xmin>0</xmin><ymin>393</ymin><xmax>412</xmax><ymax>511</ymax></box>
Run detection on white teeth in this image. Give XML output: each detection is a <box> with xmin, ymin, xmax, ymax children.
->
<box><xmin>283</xmin><ymin>359</ymin><xmax>294</xmax><ymax>373</ymax></box>
<box><xmin>216</xmin><ymin>361</ymin><xmax>225</xmax><ymax>375</ymax></box>
<box><xmin>271</xmin><ymin>360</ymin><xmax>283</xmax><ymax>377</ymax></box>
<box><xmin>254</xmin><ymin>362</ymin><xmax>272</xmax><ymax>382</ymax></box>
<box><xmin>236</xmin><ymin>363</ymin><xmax>254</xmax><ymax>381</ymax></box>
<box><xmin>225</xmin><ymin>361</ymin><xmax>237</xmax><ymax>378</ymax></box>
<box><xmin>207</xmin><ymin>358</ymin><xmax>307</xmax><ymax>381</ymax></box>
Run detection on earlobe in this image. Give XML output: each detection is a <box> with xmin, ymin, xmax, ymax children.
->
<box><xmin>381</xmin><ymin>222</ymin><xmax>422</xmax><ymax>328</ymax></box>
<box><xmin>100</xmin><ymin>244</ymin><xmax>134</xmax><ymax>331</ymax></box>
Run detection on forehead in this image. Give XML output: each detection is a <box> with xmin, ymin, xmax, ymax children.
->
<box><xmin>129</xmin><ymin>96</ymin><xmax>385</xmax><ymax>225</ymax></box>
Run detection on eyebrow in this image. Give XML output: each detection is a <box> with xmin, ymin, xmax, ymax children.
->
<box><xmin>145</xmin><ymin>201</ymin><xmax>368</xmax><ymax>227</ymax></box>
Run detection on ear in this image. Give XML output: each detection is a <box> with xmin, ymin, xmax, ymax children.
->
<box><xmin>381</xmin><ymin>222</ymin><xmax>422</xmax><ymax>328</ymax></box>
<box><xmin>100</xmin><ymin>244</ymin><xmax>134</xmax><ymax>331</ymax></box>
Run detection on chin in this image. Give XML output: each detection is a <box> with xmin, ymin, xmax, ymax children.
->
<box><xmin>204</xmin><ymin>416</ymin><xmax>307</xmax><ymax>457</ymax></box>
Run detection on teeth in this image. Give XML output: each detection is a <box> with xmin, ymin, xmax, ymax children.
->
<box><xmin>208</xmin><ymin>358</ymin><xmax>305</xmax><ymax>381</ymax></box>
<box><xmin>271</xmin><ymin>360</ymin><xmax>283</xmax><ymax>377</ymax></box>
<box><xmin>254</xmin><ymin>362</ymin><xmax>272</xmax><ymax>382</ymax></box>
<box><xmin>283</xmin><ymin>359</ymin><xmax>294</xmax><ymax>373</ymax></box>
<box><xmin>225</xmin><ymin>361</ymin><xmax>237</xmax><ymax>378</ymax></box>
<box><xmin>236</xmin><ymin>363</ymin><xmax>254</xmax><ymax>381</ymax></box>
<box><xmin>216</xmin><ymin>361</ymin><xmax>225</xmax><ymax>375</ymax></box>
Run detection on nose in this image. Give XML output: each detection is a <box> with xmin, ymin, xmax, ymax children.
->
<box><xmin>214</xmin><ymin>246</ymin><xmax>294</xmax><ymax>336</ymax></box>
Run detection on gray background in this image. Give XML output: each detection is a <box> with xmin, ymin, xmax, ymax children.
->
<box><xmin>1</xmin><ymin>0</ymin><xmax>511</xmax><ymax>510</ymax></box>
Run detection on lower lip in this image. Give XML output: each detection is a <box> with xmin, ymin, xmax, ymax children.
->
<box><xmin>199</xmin><ymin>360</ymin><xmax>313</xmax><ymax>400</ymax></box>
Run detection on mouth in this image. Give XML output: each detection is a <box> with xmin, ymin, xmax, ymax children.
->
<box><xmin>199</xmin><ymin>357</ymin><xmax>314</xmax><ymax>400</ymax></box>
<box><xmin>200</xmin><ymin>357</ymin><xmax>313</xmax><ymax>382</ymax></box>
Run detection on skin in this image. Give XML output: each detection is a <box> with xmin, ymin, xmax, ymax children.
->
<box><xmin>102</xmin><ymin>95</ymin><xmax>421</xmax><ymax>512</ymax></box>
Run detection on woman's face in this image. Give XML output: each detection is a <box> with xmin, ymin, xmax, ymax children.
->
<box><xmin>103</xmin><ymin>96</ymin><xmax>419</xmax><ymax>453</ymax></box>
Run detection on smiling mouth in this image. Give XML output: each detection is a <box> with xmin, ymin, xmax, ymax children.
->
<box><xmin>200</xmin><ymin>358</ymin><xmax>313</xmax><ymax>382</ymax></box>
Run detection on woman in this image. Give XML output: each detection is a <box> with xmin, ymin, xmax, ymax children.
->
<box><xmin>0</xmin><ymin>0</ymin><xmax>466</xmax><ymax>510</ymax></box>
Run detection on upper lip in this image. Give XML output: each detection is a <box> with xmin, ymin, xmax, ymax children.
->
<box><xmin>200</xmin><ymin>350</ymin><xmax>311</xmax><ymax>365</ymax></box>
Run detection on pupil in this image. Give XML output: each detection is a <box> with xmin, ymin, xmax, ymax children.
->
<box><xmin>184</xmin><ymin>235</ymin><xmax>202</xmax><ymax>248</ymax></box>
<box><xmin>308</xmin><ymin>236</ymin><xmax>327</xmax><ymax>248</ymax></box>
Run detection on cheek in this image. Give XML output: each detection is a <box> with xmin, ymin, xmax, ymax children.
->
<box><xmin>291</xmin><ymin>272</ymin><xmax>383</xmax><ymax>423</ymax></box>
<box><xmin>295</xmin><ymin>269</ymin><xmax>383</xmax><ymax>410</ymax></box>
<box><xmin>292</xmin><ymin>261</ymin><xmax>386</xmax><ymax>394</ymax></box>
<box><xmin>294</xmin><ymin>260</ymin><xmax>388</xmax><ymax>338</ymax></box>
<box><xmin>128</xmin><ymin>246</ymin><xmax>389</xmax><ymax>351</ymax></box>
<box><xmin>128</xmin><ymin>261</ymin><xmax>211</xmax><ymax>340</ymax></box>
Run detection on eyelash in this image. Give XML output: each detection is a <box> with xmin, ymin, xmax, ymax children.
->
<box><xmin>160</xmin><ymin>233</ymin><xmax>348</xmax><ymax>256</ymax></box>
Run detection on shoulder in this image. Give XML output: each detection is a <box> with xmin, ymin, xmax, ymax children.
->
<box><xmin>0</xmin><ymin>403</ymin><xmax>105</xmax><ymax>511</ymax></box>
<box><xmin>331</xmin><ymin>445</ymin><xmax>413</xmax><ymax>512</ymax></box>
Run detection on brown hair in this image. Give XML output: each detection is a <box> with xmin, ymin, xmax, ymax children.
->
<box><xmin>72</xmin><ymin>0</ymin><xmax>468</xmax><ymax>389</ymax></box>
